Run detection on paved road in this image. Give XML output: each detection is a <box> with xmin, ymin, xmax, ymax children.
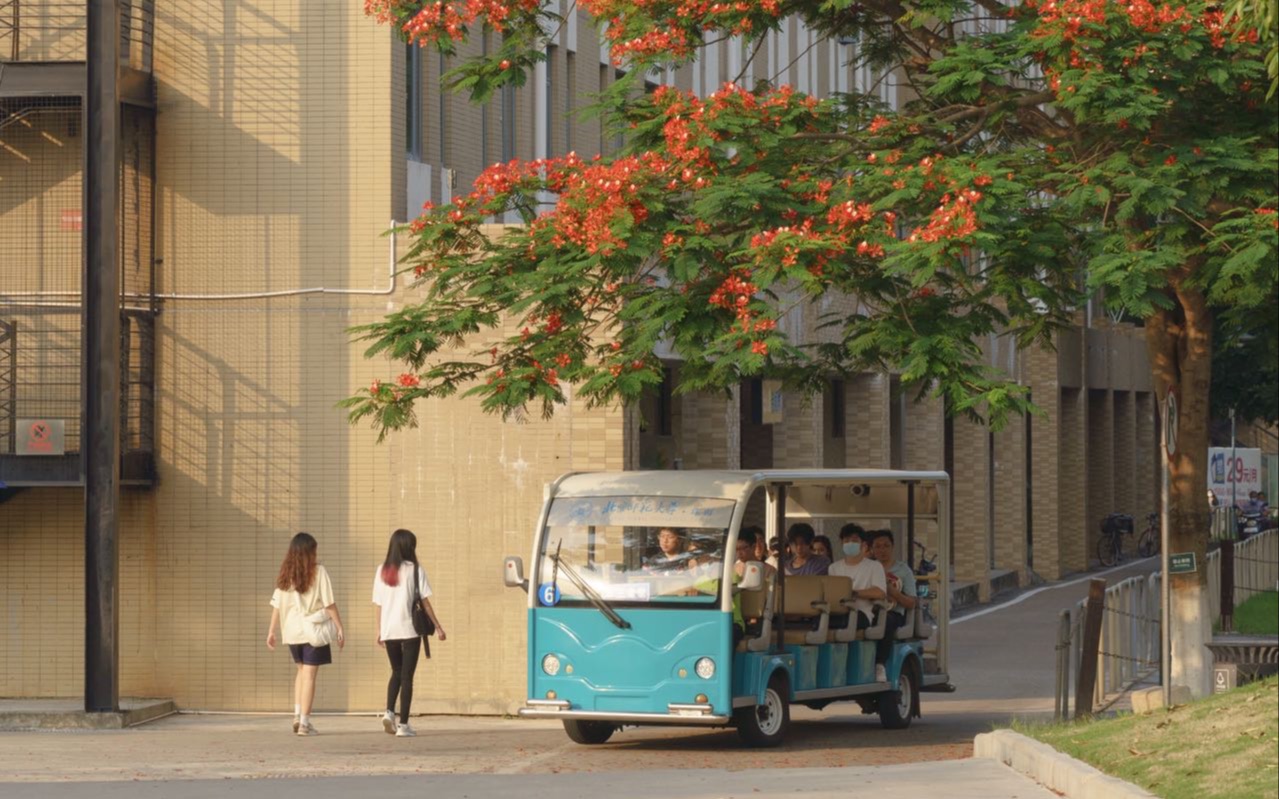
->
<box><xmin>0</xmin><ymin>760</ymin><xmax>1059</xmax><ymax>799</ymax></box>
<box><xmin>0</xmin><ymin>559</ymin><xmax>1157</xmax><ymax>788</ymax></box>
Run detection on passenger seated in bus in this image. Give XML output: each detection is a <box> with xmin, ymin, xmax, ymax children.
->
<box><xmin>812</xmin><ymin>535</ymin><xmax>834</xmax><ymax>561</ymax></box>
<box><xmin>736</xmin><ymin>526</ymin><xmax>775</xmax><ymax>579</ymax></box>
<box><xmin>828</xmin><ymin>523</ymin><xmax>889</xmax><ymax>681</ymax></box>
<box><xmin>871</xmin><ymin>529</ymin><xmax>916</xmax><ymax>642</ymax></box>
<box><xmin>783</xmin><ymin>523</ymin><xmax>831</xmax><ymax>576</ymax></box>
<box><xmin>644</xmin><ymin>527</ymin><xmax>693</xmax><ymax>573</ymax></box>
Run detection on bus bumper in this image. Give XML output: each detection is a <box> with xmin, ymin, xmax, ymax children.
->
<box><xmin>518</xmin><ymin>699</ymin><xmax>731</xmax><ymax>725</ymax></box>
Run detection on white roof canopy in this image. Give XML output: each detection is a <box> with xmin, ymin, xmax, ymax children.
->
<box><xmin>551</xmin><ymin>470</ymin><xmax>947</xmax><ymax>519</ymax></box>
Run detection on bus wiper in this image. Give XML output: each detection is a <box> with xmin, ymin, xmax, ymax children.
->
<box><xmin>550</xmin><ymin>550</ymin><xmax>631</xmax><ymax>630</ymax></box>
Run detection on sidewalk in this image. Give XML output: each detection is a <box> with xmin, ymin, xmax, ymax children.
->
<box><xmin>932</xmin><ymin>558</ymin><xmax>1160</xmax><ymax>719</ymax></box>
<box><xmin>1</xmin><ymin>759</ymin><xmax>1060</xmax><ymax>799</ymax></box>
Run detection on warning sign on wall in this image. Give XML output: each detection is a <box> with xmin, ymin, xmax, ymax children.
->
<box><xmin>17</xmin><ymin>419</ymin><xmax>65</xmax><ymax>456</ymax></box>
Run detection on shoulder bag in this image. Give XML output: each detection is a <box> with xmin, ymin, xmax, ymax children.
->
<box><xmin>410</xmin><ymin>562</ymin><xmax>435</xmax><ymax>637</ymax></box>
<box><xmin>302</xmin><ymin>592</ymin><xmax>338</xmax><ymax>648</ymax></box>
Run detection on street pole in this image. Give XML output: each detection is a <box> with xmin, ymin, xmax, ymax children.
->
<box><xmin>84</xmin><ymin>0</ymin><xmax>121</xmax><ymax>713</ymax></box>
<box><xmin>1229</xmin><ymin>409</ymin><xmax>1237</xmax><ymax>516</ymax></box>
<box><xmin>1160</xmin><ymin>390</ymin><xmax>1174</xmax><ymax>709</ymax></box>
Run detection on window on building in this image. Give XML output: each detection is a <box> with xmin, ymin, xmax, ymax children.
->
<box><xmin>829</xmin><ymin>378</ymin><xmax>845</xmax><ymax>438</ymax></box>
<box><xmin>406</xmin><ymin>44</ymin><xmax>423</xmax><ymax>160</ymax></box>
<box><xmin>658</xmin><ymin>367</ymin><xmax>673</xmax><ymax>436</ymax></box>
<box><xmin>565</xmin><ymin>51</ymin><xmax>576</xmax><ymax>154</ymax></box>
<box><xmin>545</xmin><ymin>45</ymin><xmax>556</xmax><ymax>158</ymax></box>
<box><xmin>501</xmin><ymin>82</ymin><xmax>515</xmax><ymax>163</ymax></box>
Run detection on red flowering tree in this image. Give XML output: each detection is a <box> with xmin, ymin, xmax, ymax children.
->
<box><xmin>351</xmin><ymin>0</ymin><xmax>1276</xmax><ymax>690</ymax></box>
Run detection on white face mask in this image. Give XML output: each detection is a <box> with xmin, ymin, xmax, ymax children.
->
<box><xmin>842</xmin><ymin>541</ymin><xmax>861</xmax><ymax>557</ymax></box>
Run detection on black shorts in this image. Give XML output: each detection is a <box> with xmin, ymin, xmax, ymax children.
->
<box><xmin>289</xmin><ymin>643</ymin><xmax>332</xmax><ymax>666</ymax></box>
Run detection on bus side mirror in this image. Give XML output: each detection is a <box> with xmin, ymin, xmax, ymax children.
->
<box><xmin>503</xmin><ymin>556</ymin><xmax>529</xmax><ymax>591</ymax></box>
<box><xmin>738</xmin><ymin>562</ymin><xmax>764</xmax><ymax>592</ymax></box>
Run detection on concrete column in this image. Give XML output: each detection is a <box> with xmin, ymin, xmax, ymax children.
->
<box><xmin>845</xmin><ymin>373</ymin><xmax>891</xmax><ymax>468</ymax></box>
<box><xmin>952</xmin><ymin>416</ymin><xmax>992</xmax><ymax>600</ymax></box>
<box><xmin>773</xmin><ymin>390</ymin><xmax>823</xmax><ymax>468</ymax></box>
<box><xmin>1059</xmin><ymin>387</ymin><xmax>1089</xmax><ymax>574</ymax></box>
<box><xmin>902</xmin><ymin>388</ymin><xmax>945</xmax><ymax>556</ymax></box>
<box><xmin>680</xmin><ymin>392</ymin><xmax>735</xmax><ymax>469</ymax></box>
<box><xmin>1024</xmin><ymin>342</ymin><xmax>1063</xmax><ymax>579</ymax></box>
<box><xmin>992</xmin><ymin>416</ymin><xmax>1028</xmax><ymax>582</ymax></box>
<box><xmin>1087</xmin><ymin>389</ymin><xmax>1114</xmax><ymax>564</ymax></box>
<box><xmin>1113</xmin><ymin>391</ymin><xmax>1136</xmax><ymax>515</ymax></box>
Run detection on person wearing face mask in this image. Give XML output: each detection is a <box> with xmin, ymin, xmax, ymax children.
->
<box><xmin>828</xmin><ymin>523</ymin><xmax>889</xmax><ymax>682</ymax></box>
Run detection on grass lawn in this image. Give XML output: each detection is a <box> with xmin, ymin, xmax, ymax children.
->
<box><xmin>1234</xmin><ymin>591</ymin><xmax>1279</xmax><ymax>635</ymax></box>
<box><xmin>1017</xmin><ymin>676</ymin><xmax>1279</xmax><ymax>799</ymax></box>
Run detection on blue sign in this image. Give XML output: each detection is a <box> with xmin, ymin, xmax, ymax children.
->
<box><xmin>538</xmin><ymin>582</ymin><xmax>562</xmax><ymax>607</ymax></box>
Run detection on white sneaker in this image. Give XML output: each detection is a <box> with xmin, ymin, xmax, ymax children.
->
<box><xmin>296</xmin><ymin>721</ymin><xmax>318</xmax><ymax>736</ymax></box>
<box><xmin>292</xmin><ymin>717</ymin><xmax>300</xmax><ymax>734</ymax></box>
<box><xmin>875</xmin><ymin>664</ymin><xmax>888</xmax><ymax>683</ymax></box>
<box><xmin>395</xmin><ymin>722</ymin><xmax>416</xmax><ymax>737</ymax></box>
<box><xmin>381</xmin><ymin>711</ymin><xmax>396</xmax><ymax>735</ymax></box>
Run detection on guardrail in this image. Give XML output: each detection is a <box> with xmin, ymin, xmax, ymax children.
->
<box><xmin>1207</xmin><ymin>530</ymin><xmax>1279</xmax><ymax>620</ymax></box>
<box><xmin>1054</xmin><ymin>529</ymin><xmax>1278</xmax><ymax>719</ymax></box>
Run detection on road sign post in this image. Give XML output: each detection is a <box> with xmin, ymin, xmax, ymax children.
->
<box><xmin>1161</xmin><ymin>388</ymin><xmax>1177</xmax><ymax>708</ymax></box>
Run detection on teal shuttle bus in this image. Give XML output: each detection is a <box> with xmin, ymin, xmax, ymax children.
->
<box><xmin>502</xmin><ymin>469</ymin><xmax>954</xmax><ymax>747</ymax></box>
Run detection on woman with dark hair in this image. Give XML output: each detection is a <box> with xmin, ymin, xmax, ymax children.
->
<box><xmin>373</xmin><ymin>528</ymin><xmax>446</xmax><ymax>738</ymax></box>
<box><xmin>265</xmin><ymin>532</ymin><xmax>344</xmax><ymax>737</ymax></box>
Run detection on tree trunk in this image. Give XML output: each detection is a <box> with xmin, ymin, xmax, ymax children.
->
<box><xmin>1144</xmin><ymin>279</ymin><xmax>1214</xmax><ymax>697</ymax></box>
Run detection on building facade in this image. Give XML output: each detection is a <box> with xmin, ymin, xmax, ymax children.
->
<box><xmin>1</xmin><ymin>2</ymin><xmax>1156</xmax><ymax>712</ymax></box>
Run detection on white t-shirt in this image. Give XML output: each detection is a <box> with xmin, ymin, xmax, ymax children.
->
<box><xmin>828</xmin><ymin>556</ymin><xmax>886</xmax><ymax>618</ymax></box>
<box><xmin>270</xmin><ymin>565</ymin><xmax>336</xmax><ymax>646</ymax></box>
<box><xmin>372</xmin><ymin>562</ymin><xmax>433</xmax><ymax>642</ymax></box>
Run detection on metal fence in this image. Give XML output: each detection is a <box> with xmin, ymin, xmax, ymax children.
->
<box><xmin>1207</xmin><ymin>530</ymin><xmax>1279</xmax><ymax>620</ymax></box>
<box><xmin>1053</xmin><ymin>529</ymin><xmax>1279</xmax><ymax>720</ymax></box>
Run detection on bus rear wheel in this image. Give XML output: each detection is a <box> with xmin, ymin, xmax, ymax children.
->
<box><xmin>735</xmin><ymin>674</ymin><xmax>790</xmax><ymax>747</ymax></box>
<box><xmin>878</xmin><ymin>663</ymin><xmax>916</xmax><ymax>730</ymax></box>
<box><xmin>563</xmin><ymin>719</ymin><xmax>615</xmax><ymax>744</ymax></box>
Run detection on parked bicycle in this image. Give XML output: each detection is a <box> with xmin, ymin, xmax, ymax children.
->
<box><xmin>1097</xmin><ymin>513</ymin><xmax>1134</xmax><ymax>567</ymax></box>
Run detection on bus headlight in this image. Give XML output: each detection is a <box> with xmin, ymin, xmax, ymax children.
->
<box><xmin>695</xmin><ymin>657</ymin><xmax>716</xmax><ymax>679</ymax></box>
<box><xmin>542</xmin><ymin>654</ymin><xmax>561</xmax><ymax>676</ymax></box>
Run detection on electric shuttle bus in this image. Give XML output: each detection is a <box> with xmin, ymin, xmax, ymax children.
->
<box><xmin>502</xmin><ymin>469</ymin><xmax>954</xmax><ymax>747</ymax></box>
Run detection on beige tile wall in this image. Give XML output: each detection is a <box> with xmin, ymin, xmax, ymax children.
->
<box><xmin>0</xmin><ymin>489</ymin><xmax>157</xmax><ymax>698</ymax></box>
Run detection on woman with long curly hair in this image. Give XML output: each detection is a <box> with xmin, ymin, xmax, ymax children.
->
<box><xmin>265</xmin><ymin>532</ymin><xmax>345</xmax><ymax>736</ymax></box>
<box><xmin>372</xmin><ymin>528</ymin><xmax>445</xmax><ymax>737</ymax></box>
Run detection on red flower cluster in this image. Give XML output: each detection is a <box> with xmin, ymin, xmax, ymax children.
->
<box><xmin>909</xmin><ymin>188</ymin><xmax>984</xmax><ymax>244</ymax></box>
<box><xmin>365</xmin><ymin>0</ymin><xmax>540</xmax><ymax>45</ymax></box>
<box><xmin>582</xmin><ymin>0</ymin><xmax>782</xmax><ymax>63</ymax></box>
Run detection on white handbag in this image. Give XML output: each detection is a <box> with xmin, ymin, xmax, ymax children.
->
<box><xmin>302</xmin><ymin>607</ymin><xmax>338</xmax><ymax>647</ymax></box>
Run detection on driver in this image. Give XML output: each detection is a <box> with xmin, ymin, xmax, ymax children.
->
<box><xmin>643</xmin><ymin>527</ymin><xmax>693</xmax><ymax>573</ymax></box>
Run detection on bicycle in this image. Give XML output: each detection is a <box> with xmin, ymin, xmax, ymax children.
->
<box><xmin>1097</xmin><ymin>513</ymin><xmax>1134</xmax><ymax>567</ymax></box>
<box><xmin>1136</xmin><ymin>512</ymin><xmax>1159</xmax><ymax>558</ymax></box>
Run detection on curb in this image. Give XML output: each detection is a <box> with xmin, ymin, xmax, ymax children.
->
<box><xmin>974</xmin><ymin>729</ymin><xmax>1156</xmax><ymax>799</ymax></box>
<box><xmin>0</xmin><ymin>700</ymin><xmax>176</xmax><ymax>731</ymax></box>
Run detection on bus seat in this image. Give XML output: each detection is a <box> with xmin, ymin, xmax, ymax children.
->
<box><xmin>914</xmin><ymin>607</ymin><xmax>936</xmax><ymax>640</ymax></box>
<box><xmin>893</xmin><ymin>607</ymin><xmax>915</xmax><ymax>640</ymax></box>
<box><xmin>861</xmin><ymin>601</ymin><xmax>892</xmax><ymax>641</ymax></box>
<box><xmin>739</xmin><ymin>573</ymin><xmax>777</xmax><ymax>653</ymax></box>
<box><xmin>822</xmin><ymin>576</ymin><xmax>854</xmax><ymax>642</ymax></box>
<box><xmin>781</xmin><ymin>576</ymin><xmax>828</xmax><ymax>645</ymax></box>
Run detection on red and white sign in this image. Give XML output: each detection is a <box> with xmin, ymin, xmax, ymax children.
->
<box><xmin>1208</xmin><ymin>447</ymin><xmax>1262</xmax><ymax>507</ymax></box>
<box><xmin>60</xmin><ymin>209</ymin><xmax>82</xmax><ymax>231</ymax></box>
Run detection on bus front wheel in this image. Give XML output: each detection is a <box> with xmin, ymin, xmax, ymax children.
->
<box><xmin>563</xmin><ymin>719</ymin><xmax>615</xmax><ymax>744</ymax></box>
<box><xmin>878</xmin><ymin>662</ymin><xmax>917</xmax><ymax>730</ymax></box>
<box><xmin>735</xmin><ymin>674</ymin><xmax>790</xmax><ymax>747</ymax></box>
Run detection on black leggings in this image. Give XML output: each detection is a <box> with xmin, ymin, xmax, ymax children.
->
<box><xmin>385</xmin><ymin>637</ymin><xmax>423</xmax><ymax>723</ymax></box>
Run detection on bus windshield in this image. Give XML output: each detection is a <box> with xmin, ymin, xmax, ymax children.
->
<box><xmin>538</xmin><ymin>496</ymin><xmax>736</xmax><ymax>607</ymax></box>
